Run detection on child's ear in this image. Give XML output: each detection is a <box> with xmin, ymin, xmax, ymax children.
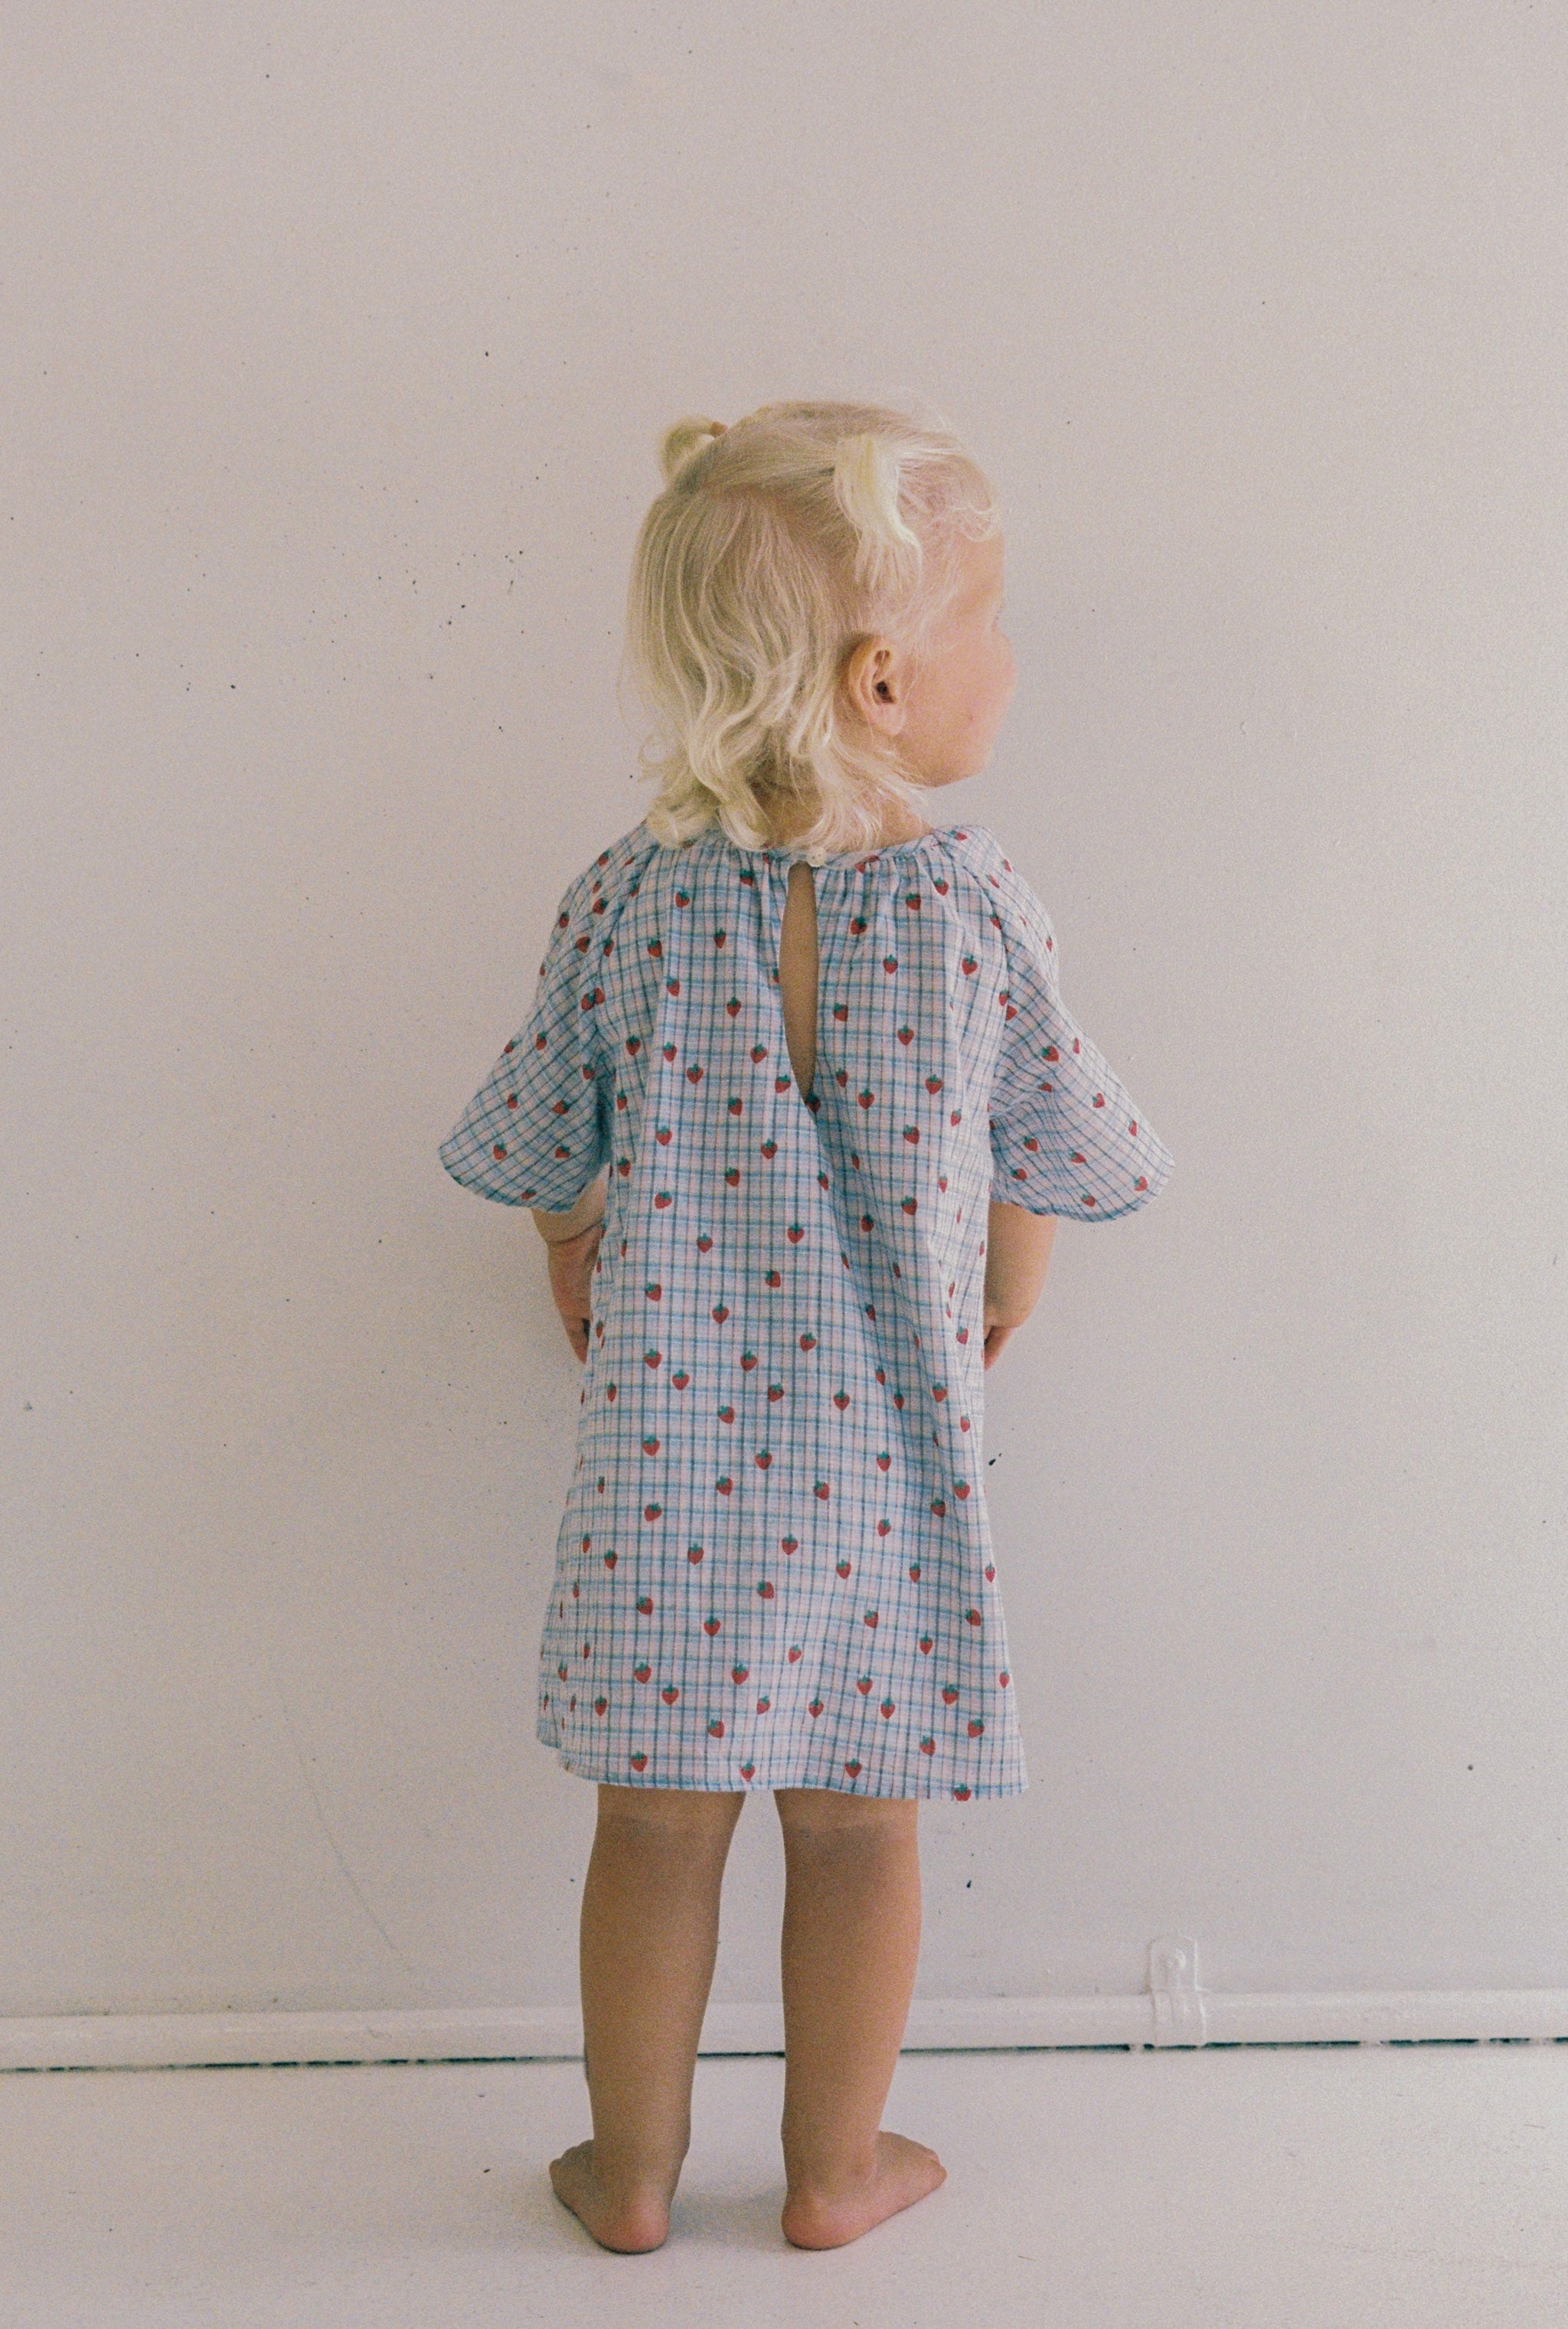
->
<box><xmin>843</xmin><ymin>637</ymin><xmax>906</xmax><ymax>735</ymax></box>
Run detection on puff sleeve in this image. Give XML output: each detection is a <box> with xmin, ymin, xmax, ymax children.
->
<box><xmin>439</xmin><ymin>862</ymin><xmax>613</xmax><ymax>1213</ymax></box>
<box><xmin>985</xmin><ymin>857</ymin><xmax>1174</xmax><ymax>1220</ymax></box>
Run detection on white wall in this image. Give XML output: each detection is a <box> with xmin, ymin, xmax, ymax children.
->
<box><xmin>3</xmin><ymin>2</ymin><xmax>1565</xmax><ymax>2024</ymax></box>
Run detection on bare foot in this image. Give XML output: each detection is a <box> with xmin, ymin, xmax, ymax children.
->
<box><xmin>780</xmin><ymin>2130</ymin><xmax>946</xmax><ymax>2249</ymax></box>
<box><xmin>548</xmin><ymin>2139</ymin><xmax>675</xmax><ymax>2253</ymax></box>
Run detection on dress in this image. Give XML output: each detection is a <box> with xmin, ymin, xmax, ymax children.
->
<box><xmin>439</xmin><ymin>816</ymin><xmax>1174</xmax><ymax>1798</ymax></box>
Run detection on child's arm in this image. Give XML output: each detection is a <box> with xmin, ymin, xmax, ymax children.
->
<box><xmin>533</xmin><ymin>1171</ymin><xmax>608</xmax><ymax>1364</ymax></box>
<box><xmin>982</xmin><ymin>1202</ymin><xmax>1057</xmax><ymax>1370</ymax></box>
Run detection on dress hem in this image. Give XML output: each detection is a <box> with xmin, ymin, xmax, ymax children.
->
<box><xmin>542</xmin><ymin>1736</ymin><xmax>1027</xmax><ymax>1801</ymax></box>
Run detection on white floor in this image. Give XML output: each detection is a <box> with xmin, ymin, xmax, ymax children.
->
<box><xmin>2</xmin><ymin>2043</ymin><xmax>1566</xmax><ymax>2327</ymax></box>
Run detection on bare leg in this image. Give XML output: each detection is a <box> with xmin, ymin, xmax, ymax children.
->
<box><xmin>773</xmin><ymin>1788</ymin><xmax>946</xmax><ymax>2249</ymax></box>
<box><xmin>549</xmin><ymin>1783</ymin><xmax>745</xmax><ymax>2252</ymax></box>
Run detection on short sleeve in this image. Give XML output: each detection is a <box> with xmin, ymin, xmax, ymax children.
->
<box><xmin>985</xmin><ymin>860</ymin><xmax>1174</xmax><ymax>1220</ymax></box>
<box><xmin>438</xmin><ymin>864</ymin><xmax>613</xmax><ymax>1213</ymax></box>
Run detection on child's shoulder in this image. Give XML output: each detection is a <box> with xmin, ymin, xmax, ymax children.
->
<box><xmin>940</xmin><ymin>823</ymin><xmax>1047</xmax><ymax>913</ymax></box>
<box><xmin>550</xmin><ymin>818</ymin><xmax>667</xmax><ymax>925</ymax></box>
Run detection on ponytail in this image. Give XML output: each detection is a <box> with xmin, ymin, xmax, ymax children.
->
<box><xmin>831</xmin><ymin>431</ymin><xmax>923</xmax><ymax>599</ymax></box>
<box><xmin>658</xmin><ymin>415</ymin><xmax>728</xmax><ymax>487</ymax></box>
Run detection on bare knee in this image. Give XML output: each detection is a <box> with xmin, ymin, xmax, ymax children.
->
<box><xmin>773</xmin><ymin>1787</ymin><xmax>918</xmax><ymax>1853</ymax></box>
<box><xmin>596</xmin><ymin>1782</ymin><xmax>745</xmax><ymax>1849</ymax></box>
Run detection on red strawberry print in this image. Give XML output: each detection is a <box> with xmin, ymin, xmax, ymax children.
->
<box><xmin>480</xmin><ymin>821</ymin><xmax>1168</xmax><ymax>1800</ymax></box>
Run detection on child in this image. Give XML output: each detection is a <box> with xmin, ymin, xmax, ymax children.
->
<box><xmin>439</xmin><ymin>400</ymin><xmax>1174</xmax><ymax>2252</ymax></box>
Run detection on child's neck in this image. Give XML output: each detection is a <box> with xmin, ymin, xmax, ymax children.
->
<box><xmin>766</xmin><ymin>800</ymin><xmax>937</xmax><ymax>851</ymax></box>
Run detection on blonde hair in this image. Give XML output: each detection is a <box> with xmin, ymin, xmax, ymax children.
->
<box><xmin>622</xmin><ymin>398</ymin><xmax>1001</xmax><ymax>863</ymax></box>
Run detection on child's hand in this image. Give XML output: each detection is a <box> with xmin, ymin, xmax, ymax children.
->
<box><xmin>542</xmin><ymin>1220</ymin><xmax>604</xmax><ymax>1363</ymax></box>
<box><xmin>982</xmin><ymin>1205</ymin><xmax>1057</xmax><ymax>1369</ymax></box>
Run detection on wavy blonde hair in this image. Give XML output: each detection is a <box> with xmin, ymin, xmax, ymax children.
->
<box><xmin>622</xmin><ymin>398</ymin><xmax>1001</xmax><ymax>863</ymax></box>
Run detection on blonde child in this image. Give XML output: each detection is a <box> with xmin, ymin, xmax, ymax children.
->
<box><xmin>439</xmin><ymin>400</ymin><xmax>1174</xmax><ymax>2251</ymax></box>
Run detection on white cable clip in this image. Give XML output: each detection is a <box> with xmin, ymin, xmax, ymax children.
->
<box><xmin>1148</xmin><ymin>1935</ymin><xmax>1208</xmax><ymax>2047</ymax></box>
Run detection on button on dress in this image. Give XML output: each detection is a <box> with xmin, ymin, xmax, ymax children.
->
<box><xmin>439</xmin><ymin>817</ymin><xmax>1174</xmax><ymax>1798</ymax></box>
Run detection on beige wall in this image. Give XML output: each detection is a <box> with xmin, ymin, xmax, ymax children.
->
<box><xmin>4</xmin><ymin>3</ymin><xmax>1566</xmax><ymax>2019</ymax></box>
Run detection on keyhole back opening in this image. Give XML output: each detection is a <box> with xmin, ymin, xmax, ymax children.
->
<box><xmin>777</xmin><ymin>859</ymin><xmax>819</xmax><ymax>1103</ymax></box>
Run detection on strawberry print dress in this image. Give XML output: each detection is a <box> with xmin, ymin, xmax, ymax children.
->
<box><xmin>439</xmin><ymin>816</ymin><xmax>1174</xmax><ymax>1798</ymax></box>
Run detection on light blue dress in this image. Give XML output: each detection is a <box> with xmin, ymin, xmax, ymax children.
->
<box><xmin>439</xmin><ymin>818</ymin><xmax>1174</xmax><ymax>1797</ymax></box>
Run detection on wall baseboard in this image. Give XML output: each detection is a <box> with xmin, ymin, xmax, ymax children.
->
<box><xmin>4</xmin><ymin>1988</ymin><xmax>1568</xmax><ymax>2072</ymax></box>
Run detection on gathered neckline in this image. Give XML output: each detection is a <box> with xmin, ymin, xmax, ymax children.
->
<box><xmin>731</xmin><ymin>824</ymin><xmax>972</xmax><ymax>867</ymax></box>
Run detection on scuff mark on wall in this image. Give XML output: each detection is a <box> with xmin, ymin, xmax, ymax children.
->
<box><xmin>263</xmin><ymin>1636</ymin><xmax>413</xmax><ymax>1971</ymax></box>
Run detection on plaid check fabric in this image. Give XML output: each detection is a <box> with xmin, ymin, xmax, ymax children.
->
<box><xmin>440</xmin><ymin>818</ymin><xmax>1173</xmax><ymax>1796</ymax></box>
